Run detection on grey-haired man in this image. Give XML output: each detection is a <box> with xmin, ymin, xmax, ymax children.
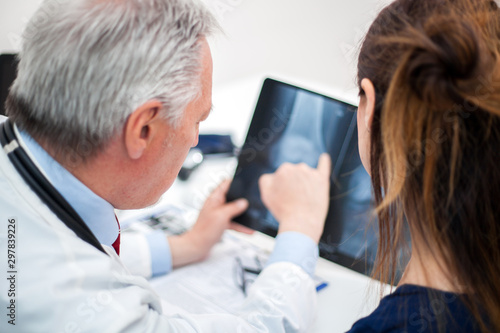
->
<box><xmin>0</xmin><ymin>0</ymin><xmax>330</xmax><ymax>332</ymax></box>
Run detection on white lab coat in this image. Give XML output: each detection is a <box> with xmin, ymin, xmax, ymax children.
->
<box><xmin>0</xmin><ymin>121</ymin><xmax>317</xmax><ymax>332</ymax></box>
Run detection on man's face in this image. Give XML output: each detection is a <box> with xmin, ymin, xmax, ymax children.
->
<box><xmin>144</xmin><ymin>39</ymin><xmax>213</xmax><ymax>205</ymax></box>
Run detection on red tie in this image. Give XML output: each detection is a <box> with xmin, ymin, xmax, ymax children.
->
<box><xmin>112</xmin><ymin>215</ymin><xmax>121</xmax><ymax>256</ymax></box>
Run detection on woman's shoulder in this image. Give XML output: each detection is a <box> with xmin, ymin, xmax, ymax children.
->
<box><xmin>346</xmin><ymin>284</ymin><xmax>481</xmax><ymax>333</ymax></box>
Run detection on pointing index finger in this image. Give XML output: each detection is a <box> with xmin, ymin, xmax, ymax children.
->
<box><xmin>317</xmin><ymin>153</ymin><xmax>331</xmax><ymax>178</ymax></box>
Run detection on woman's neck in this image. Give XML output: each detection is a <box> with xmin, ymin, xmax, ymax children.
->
<box><xmin>398</xmin><ymin>237</ymin><xmax>459</xmax><ymax>293</ymax></box>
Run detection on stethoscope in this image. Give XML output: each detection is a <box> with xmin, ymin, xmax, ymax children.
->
<box><xmin>0</xmin><ymin>119</ymin><xmax>107</xmax><ymax>255</ymax></box>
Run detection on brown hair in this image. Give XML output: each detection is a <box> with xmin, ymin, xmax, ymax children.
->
<box><xmin>358</xmin><ymin>0</ymin><xmax>500</xmax><ymax>331</ymax></box>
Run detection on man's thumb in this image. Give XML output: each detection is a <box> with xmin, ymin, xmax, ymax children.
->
<box><xmin>223</xmin><ymin>198</ymin><xmax>249</xmax><ymax>217</ymax></box>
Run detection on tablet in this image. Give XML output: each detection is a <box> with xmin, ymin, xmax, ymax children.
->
<box><xmin>227</xmin><ymin>78</ymin><xmax>378</xmax><ymax>276</ymax></box>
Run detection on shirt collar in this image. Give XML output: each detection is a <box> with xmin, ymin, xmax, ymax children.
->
<box><xmin>17</xmin><ymin>130</ymin><xmax>118</xmax><ymax>246</ymax></box>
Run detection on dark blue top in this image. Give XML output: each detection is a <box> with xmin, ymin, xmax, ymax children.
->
<box><xmin>347</xmin><ymin>284</ymin><xmax>481</xmax><ymax>333</ymax></box>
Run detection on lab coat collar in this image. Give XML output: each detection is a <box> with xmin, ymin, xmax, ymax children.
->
<box><xmin>17</xmin><ymin>129</ymin><xmax>118</xmax><ymax>247</ymax></box>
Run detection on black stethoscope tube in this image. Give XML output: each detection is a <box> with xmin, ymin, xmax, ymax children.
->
<box><xmin>0</xmin><ymin>119</ymin><xmax>107</xmax><ymax>255</ymax></box>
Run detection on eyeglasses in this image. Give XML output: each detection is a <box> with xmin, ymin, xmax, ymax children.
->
<box><xmin>233</xmin><ymin>256</ymin><xmax>263</xmax><ymax>296</ymax></box>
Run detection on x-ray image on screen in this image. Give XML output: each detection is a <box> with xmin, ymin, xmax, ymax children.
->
<box><xmin>227</xmin><ymin>79</ymin><xmax>378</xmax><ymax>275</ymax></box>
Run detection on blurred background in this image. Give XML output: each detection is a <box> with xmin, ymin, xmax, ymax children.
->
<box><xmin>0</xmin><ymin>0</ymin><xmax>393</xmax><ymax>143</ymax></box>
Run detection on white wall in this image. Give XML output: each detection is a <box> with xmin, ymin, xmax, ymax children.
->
<box><xmin>206</xmin><ymin>0</ymin><xmax>391</xmax><ymax>96</ymax></box>
<box><xmin>0</xmin><ymin>0</ymin><xmax>42</xmax><ymax>53</ymax></box>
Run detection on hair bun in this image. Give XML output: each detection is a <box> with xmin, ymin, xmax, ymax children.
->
<box><xmin>407</xmin><ymin>17</ymin><xmax>488</xmax><ymax>108</ymax></box>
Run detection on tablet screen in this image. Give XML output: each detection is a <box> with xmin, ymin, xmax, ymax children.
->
<box><xmin>227</xmin><ymin>78</ymin><xmax>378</xmax><ymax>275</ymax></box>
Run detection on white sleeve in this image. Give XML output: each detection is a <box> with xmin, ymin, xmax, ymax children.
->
<box><xmin>80</xmin><ymin>251</ymin><xmax>316</xmax><ymax>333</ymax></box>
<box><xmin>135</xmin><ymin>262</ymin><xmax>317</xmax><ymax>333</ymax></box>
<box><xmin>229</xmin><ymin>262</ymin><xmax>318</xmax><ymax>332</ymax></box>
<box><xmin>119</xmin><ymin>232</ymin><xmax>153</xmax><ymax>278</ymax></box>
<box><xmin>120</xmin><ymin>230</ymin><xmax>175</xmax><ymax>279</ymax></box>
<box><xmin>60</xmin><ymin>256</ymin><xmax>316</xmax><ymax>333</ymax></box>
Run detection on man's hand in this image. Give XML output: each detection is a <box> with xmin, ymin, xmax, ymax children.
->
<box><xmin>168</xmin><ymin>180</ymin><xmax>251</xmax><ymax>268</ymax></box>
<box><xmin>259</xmin><ymin>154</ymin><xmax>331</xmax><ymax>244</ymax></box>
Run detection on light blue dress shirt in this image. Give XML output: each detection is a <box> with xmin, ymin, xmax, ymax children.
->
<box><xmin>19</xmin><ymin>130</ymin><xmax>318</xmax><ymax>277</ymax></box>
<box><xmin>266</xmin><ymin>231</ymin><xmax>318</xmax><ymax>276</ymax></box>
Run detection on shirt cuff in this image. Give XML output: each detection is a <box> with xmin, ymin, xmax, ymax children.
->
<box><xmin>146</xmin><ymin>230</ymin><xmax>173</xmax><ymax>277</ymax></box>
<box><xmin>265</xmin><ymin>231</ymin><xmax>319</xmax><ymax>277</ymax></box>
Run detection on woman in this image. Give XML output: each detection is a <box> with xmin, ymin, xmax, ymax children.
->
<box><xmin>259</xmin><ymin>0</ymin><xmax>500</xmax><ymax>331</ymax></box>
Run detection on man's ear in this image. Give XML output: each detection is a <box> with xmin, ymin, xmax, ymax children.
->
<box><xmin>361</xmin><ymin>78</ymin><xmax>376</xmax><ymax>131</ymax></box>
<box><xmin>124</xmin><ymin>100</ymin><xmax>163</xmax><ymax>160</ymax></box>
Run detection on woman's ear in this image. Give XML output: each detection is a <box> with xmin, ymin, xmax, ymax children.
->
<box><xmin>361</xmin><ymin>78</ymin><xmax>376</xmax><ymax>131</ymax></box>
<box><xmin>124</xmin><ymin>100</ymin><xmax>163</xmax><ymax>160</ymax></box>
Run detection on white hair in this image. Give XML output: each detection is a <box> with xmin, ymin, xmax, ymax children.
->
<box><xmin>7</xmin><ymin>0</ymin><xmax>218</xmax><ymax>160</ymax></box>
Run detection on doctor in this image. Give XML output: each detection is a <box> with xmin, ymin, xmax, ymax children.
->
<box><xmin>0</xmin><ymin>0</ymin><xmax>331</xmax><ymax>332</ymax></box>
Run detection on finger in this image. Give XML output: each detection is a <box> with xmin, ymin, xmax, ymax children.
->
<box><xmin>221</xmin><ymin>198</ymin><xmax>249</xmax><ymax>218</ymax></box>
<box><xmin>229</xmin><ymin>222</ymin><xmax>255</xmax><ymax>235</ymax></box>
<box><xmin>211</xmin><ymin>179</ymin><xmax>230</xmax><ymax>195</ymax></box>
<box><xmin>206</xmin><ymin>179</ymin><xmax>231</xmax><ymax>203</ymax></box>
<box><xmin>317</xmin><ymin>153</ymin><xmax>332</xmax><ymax>178</ymax></box>
<box><xmin>258</xmin><ymin>173</ymin><xmax>271</xmax><ymax>190</ymax></box>
<box><xmin>216</xmin><ymin>179</ymin><xmax>231</xmax><ymax>195</ymax></box>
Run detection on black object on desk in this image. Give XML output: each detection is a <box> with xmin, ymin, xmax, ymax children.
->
<box><xmin>178</xmin><ymin>134</ymin><xmax>236</xmax><ymax>181</ymax></box>
<box><xmin>227</xmin><ymin>78</ymin><xmax>379</xmax><ymax>276</ymax></box>
<box><xmin>0</xmin><ymin>54</ymin><xmax>19</xmax><ymax>116</ymax></box>
<box><xmin>195</xmin><ymin>134</ymin><xmax>235</xmax><ymax>155</ymax></box>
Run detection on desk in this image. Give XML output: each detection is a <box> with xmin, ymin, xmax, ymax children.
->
<box><xmin>119</xmin><ymin>75</ymin><xmax>386</xmax><ymax>332</ymax></box>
